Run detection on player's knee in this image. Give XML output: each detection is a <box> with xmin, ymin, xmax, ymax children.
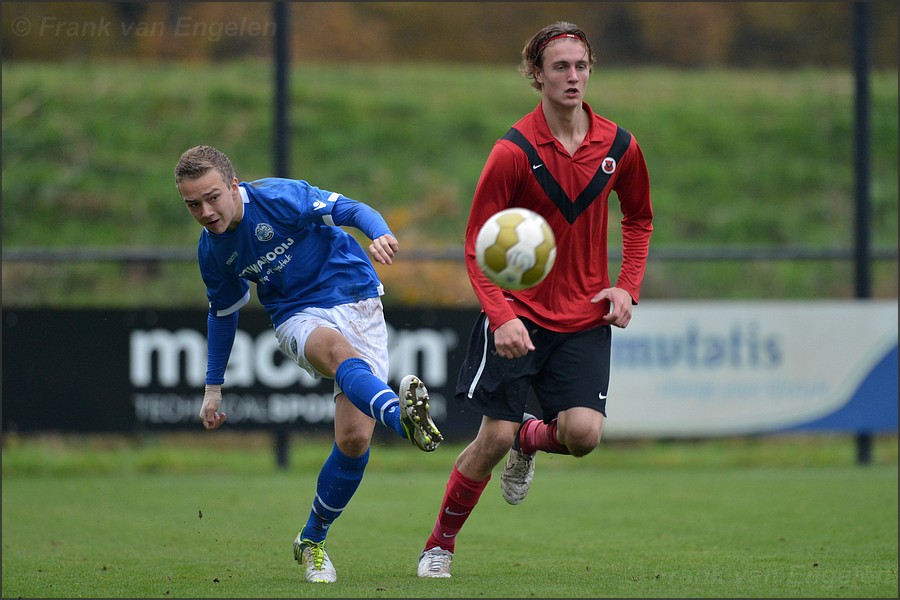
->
<box><xmin>474</xmin><ymin>429</ymin><xmax>517</xmax><ymax>463</ymax></box>
<box><xmin>563</xmin><ymin>428</ymin><xmax>601</xmax><ymax>457</ymax></box>
<box><xmin>336</xmin><ymin>428</ymin><xmax>373</xmax><ymax>457</ymax></box>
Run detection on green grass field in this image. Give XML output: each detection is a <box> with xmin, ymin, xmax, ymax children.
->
<box><xmin>2</xmin><ymin>433</ymin><xmax>897</xmax><ymax>598</ymax></box>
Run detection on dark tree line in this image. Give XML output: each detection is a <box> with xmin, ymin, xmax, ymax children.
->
<box><xmin>3</xmin><ymin>2</ymin><xmax>898</xmax><ymax>68</ymax></box>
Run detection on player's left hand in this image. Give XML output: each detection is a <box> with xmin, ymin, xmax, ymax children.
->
<box><xmin>592</xmin><ymin>287</ymin><xmax>634</xmax><ymax>328</ymax></box>
<box><xmin>369</xmin><ymin>234</ymin><xmax>399</xmax><ymax>265</ymax></box>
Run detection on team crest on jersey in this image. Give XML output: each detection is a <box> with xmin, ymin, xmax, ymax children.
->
<box><xmin>602</xmin><ymin>157</ymin><xmax>617</xmax><ymax>175</ymax></box>
<box><xmin>255</xmin><ymin>223</ymin><xmax>275</xmax><ymax>242</ymax></box>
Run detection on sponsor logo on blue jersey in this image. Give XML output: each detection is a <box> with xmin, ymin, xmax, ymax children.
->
<box><xmin>239</xmin><ymin>238</ymin><xmax>295</xmax><ymax>279</ymax></box>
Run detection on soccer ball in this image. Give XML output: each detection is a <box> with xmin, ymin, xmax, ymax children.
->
<box><xmin>475</xmin><ymin>207</ymin><xmax>557</xmax><ymax>290</ymax></box>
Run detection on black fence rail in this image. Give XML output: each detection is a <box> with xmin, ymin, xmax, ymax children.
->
<box><xmin>4</xmin><ymin>246</ymin><xmax>899</xmax><ymax>263</ymax></box>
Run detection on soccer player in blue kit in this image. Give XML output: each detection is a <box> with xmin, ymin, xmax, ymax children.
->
<box><xmin>174</xmin><ymin>145</ymin><xmax>443</xmax><ymax>583</ymax></box>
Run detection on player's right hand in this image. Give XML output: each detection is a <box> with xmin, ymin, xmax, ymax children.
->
<box><xmin>492</xmin><ymin>318</ymin><xmax>535</xmax><ymax>359</ymax></box>
<box><xmin>200</xmin><ymin>384</ymin><xmax>227</xmax><ymax>430</ymax></box>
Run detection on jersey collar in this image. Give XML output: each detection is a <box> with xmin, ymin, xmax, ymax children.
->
<box><xmin>532</xmin><ymin>101</ymin><xmax>604</xmax><ymax>149</ymax></box>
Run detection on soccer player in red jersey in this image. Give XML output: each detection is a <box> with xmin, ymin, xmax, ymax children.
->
<box><xmin>416</xmin><ymin>21</ymin><xmax>654</xmax><ymax>578</ymax></box>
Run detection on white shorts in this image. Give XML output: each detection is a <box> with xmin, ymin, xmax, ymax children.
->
<box><xmin>274</xmin><ymin>297</ymin><xmax>389</xmax><ymax>398</ymax></box>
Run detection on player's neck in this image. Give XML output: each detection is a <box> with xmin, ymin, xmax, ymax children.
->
<box><xmin>543</xmin><ymin>102</ymin><xmax>588</xmax><ymax>156</ymax></box>
<box><xmin>225</xmin><ymin>190</ymin><xmax>245</xmax><ymax>232</ymax></box>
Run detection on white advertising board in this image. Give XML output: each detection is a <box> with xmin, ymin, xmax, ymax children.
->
<box><xmin>605</xmin><ymin>300</ymin><xmax>898</xmax><ymax>437</ymax></box>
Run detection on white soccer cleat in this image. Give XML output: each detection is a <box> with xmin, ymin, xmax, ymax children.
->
<box><xmin>417</xmin><ymin>547</ymin><xmax>453</xmax><ymax>578</ymax></box>
<box><xmin>293</xmin><ymin>531</ymin><xmax>337</xmax><ymax>583</ymax></box>
<box><xmin>500</xmin><ymin>413</ymin><xmax>537</xmax><ymax>505</ymax></box>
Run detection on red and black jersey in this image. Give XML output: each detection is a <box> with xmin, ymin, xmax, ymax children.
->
<box><xmin>465</xmin><ymin>101</ymin><xmax>654</xmax><ymax>333</ymax></box>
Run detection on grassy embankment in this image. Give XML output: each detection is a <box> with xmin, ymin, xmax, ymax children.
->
<box><xmin>2</xmin><ymin>61</ymin><xmax>897</xmax><ymax>307</ymax></box>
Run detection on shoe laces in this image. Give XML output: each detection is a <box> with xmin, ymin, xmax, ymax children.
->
<box><xmin>423</xmin><ymin>549</ymin><xmax>452</xmax><ymax>573</ymax></box>
<box><xmin>304</xmin><ymin>540</ymin><xmax>327</xmax><ymax>569</ymax></box>
<box><xmin>511</xmin><ymin>449</ymin><xmax>533</xmax><ymax>474</ymax></box>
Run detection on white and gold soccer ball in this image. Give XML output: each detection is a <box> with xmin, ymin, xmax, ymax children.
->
<box><xmin>474</xmin><ymin>207</ymin><xmax>557</xmax><ymax>290</ymax></box>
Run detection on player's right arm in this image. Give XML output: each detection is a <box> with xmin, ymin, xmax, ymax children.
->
<box><xmin>200</xmin><ymin>309</ymin><xmax>239</xmax><ymax>430</ymax></box>
<box><xmin>197</xmin><ymin>240</ymin><xmax>250</xmax><ymax>431</ymax></box>
<box><xmin>492</xmin><ymin>318</ymin><xmax>535</xmax><ymax>359</ymax></box>
<box><xmin>466</xmin><ymin>142</ymin><xmax>526</xmax><ymax>331</ymax></box>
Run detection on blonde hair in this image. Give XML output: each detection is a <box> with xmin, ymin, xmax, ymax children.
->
<box><xmin>174</xmin><ymin>145</ymin><xmax>235</xmax><ymax>184</ymax></box>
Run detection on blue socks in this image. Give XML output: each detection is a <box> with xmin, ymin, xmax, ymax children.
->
<box><xmin>302</xmin><ymin>443</ymin><xmax>369</xmax><ymax>542</ymax></box>
<box><xmin>301</xmin><ymin>360</ymin><xmax>407</xmax><ymax>543</ymax></box>
<box><xmin>334</xmin><ymin>357</ymin><xmax>403</xmax><ymax>436</ymax></box>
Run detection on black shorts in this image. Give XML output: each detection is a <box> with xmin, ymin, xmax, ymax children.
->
<box><xmin>455</xmin><ymin>312</ymin><xmax>611</xmax><ymax>423</ymax></box>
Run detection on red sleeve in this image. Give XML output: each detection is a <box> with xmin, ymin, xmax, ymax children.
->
<box><xmin>464</xmin><ymin>141</ymin><xmax>524</xmax><ymax>331</ymax></box>
<box><xmin>612</xmin><ymin>136</ymin><xmax>654</xmax><ymax>304</ymax></box>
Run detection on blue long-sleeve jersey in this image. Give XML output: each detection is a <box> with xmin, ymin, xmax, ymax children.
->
<box><xmin>199</xmin><ymin>177</ymin><xmax>392</xmax><ymax>384</ymax></box>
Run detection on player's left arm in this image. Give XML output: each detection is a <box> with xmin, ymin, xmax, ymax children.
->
<box><xmin>331</xmin><ymin>196</ymin><xmax>399</xmax><ymax>265</ymax></box>
<box><xmin>592</xmin><ymin>286</ymin><xmax>634</xmax><ymax>328</ymax></box>
<box><xmin>611</xmin><ymin>137</ymin><xmax>654</xmax><ymax>305</ymax></box>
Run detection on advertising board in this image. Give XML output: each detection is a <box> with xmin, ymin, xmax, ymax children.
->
<box><xmin>3</xmin><ymin>301</ymin><xmax>896</xmax><ymax>440</ymax></box>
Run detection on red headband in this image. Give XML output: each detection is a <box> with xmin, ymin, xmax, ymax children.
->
<box><xmin>537</xmin><ymin>33</ymin><xmax>585</xmax><ymax>56</ymax></box>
